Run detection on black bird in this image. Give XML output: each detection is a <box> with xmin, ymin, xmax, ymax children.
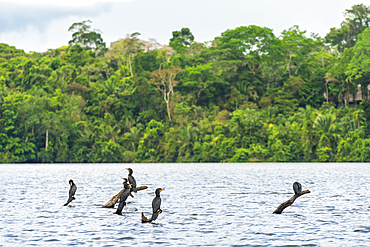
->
<box><xmin>126</xmin><ymin>168</ymin><xmax>137</xmax><ymax>193</ymax></box>
<box><xmin>151</xmin><ymin>188</ymin><xmax>163</xmax><ymax>221</ymax></box>
<box><xmin>115</xmin><ymin>178</ymin><xmax>133</xmax><ymax>215</ymax></box>
<box><xmin>293</xmin><ymin>182</ymin><xmax>302</xmax><ymax>195</ymax></box>
<box><xmin>64</xmin><ymin>179</ymin><xmax>77</xmax><ymax>206</ymax></box>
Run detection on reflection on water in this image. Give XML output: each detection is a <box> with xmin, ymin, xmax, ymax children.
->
<box><xmin>0</xmin><ymin>163</ymin><xmax>369</xmax><ymax>246</ymax></box>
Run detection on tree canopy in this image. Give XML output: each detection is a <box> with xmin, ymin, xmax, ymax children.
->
<box><xmin>1</xmin><ymin>8</ymin><xmax>370</xmax><ymax>163</ymax></box>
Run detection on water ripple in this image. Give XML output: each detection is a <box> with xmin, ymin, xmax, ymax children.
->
<box><xmin>0</xmin><ymin>163</ymin><xmax>369</xmax><ymax>246</ymax></box>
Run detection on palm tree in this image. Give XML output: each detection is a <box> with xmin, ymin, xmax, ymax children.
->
<box><xmin>177</xmin><ymin>124</ymin><xmax>199</xmax><ymax>159</ymax></box>
<box><xmin>100</xmin><ymin>124</ymin><xmax>121</xmax><ymax>143</ymax></box>
<box><xmin>128</xmin><ymin>127</ymin><xmax>141</xmax><ymax>152</ymax></box>
<box><xmin>324</xmin><ymin>73</ymin><xmax>339</xmax><ymax>103</ymax></box>
<box><xmin>313</xmin><ymin>112</ymin><xmax>339</xmax><ymax>155</ymax></box>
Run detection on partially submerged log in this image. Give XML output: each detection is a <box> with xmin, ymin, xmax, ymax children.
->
<box><xmin>102</xmin><ymin>186</ymin><xmax>148</xmax><ymax>208</ymax></box>
<box><xmin>141</xmin><ymin>210</ymin><xmax>162</xmax><ymax>223</ymax></box>
<box><xmin>273</xmin><ymin>189</ymin><xmax>310</xmax><ymax>214</ymax></box>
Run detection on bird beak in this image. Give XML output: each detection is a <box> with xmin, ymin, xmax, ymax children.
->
<box><xmin>160</xmin><ymin>189</ymin><xmax>164</xmax><ymax>192</ymax></box>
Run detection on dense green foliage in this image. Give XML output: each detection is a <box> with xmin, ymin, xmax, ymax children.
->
<box><xmin>1</xmin><ymin>6</ymin><xmax>370</xmax><ymax>163</ymax></box>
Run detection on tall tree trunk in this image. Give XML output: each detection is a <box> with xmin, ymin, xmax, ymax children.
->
<box><xmin>128</xmin><ymin>54</ymin><xmax>133</xmax><ymax>77</ymax></box>
<box><xmin>287</xmin><ymin>52</ymin><xmax>293</xmax><ymax>78</ymax></box>
<box><xmin>166</xmin><ymin>94</ymin><xmax>171</xmax><ymax>120</ymax></box>
<box><xmin>46</xmin><ymin>129</ymin><xmax>49</xmax><ymax>149</ymax></box>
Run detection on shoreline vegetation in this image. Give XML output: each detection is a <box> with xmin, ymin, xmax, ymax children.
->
<box><xmin>1</xmin><ymin>5</ymin><xmax>370</xmax><ymax>163</ymax></box>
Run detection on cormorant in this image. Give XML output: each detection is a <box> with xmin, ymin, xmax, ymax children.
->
<box><xmin>151</xmin><ymin>188</ymin><xmax>163</xmax><ymax>221</ymax></box>
<box><xmin>115</xmin><ymin>178</ymin><xmax>133</xmax><ymax>215</ymax></box>
<box><xmin>293</xmin><ymin>182</ymin><xmax>302</xmax><ymax>195</ymax></box>
<box><xmin>64</xmin><ymin>179</ymin><xmax>77</xmax><ymax>206</ymax></box>
<box><xmin>126</xmin><ymin>168</ymin><xmax>137</xmax><ymax>193</ymax></box>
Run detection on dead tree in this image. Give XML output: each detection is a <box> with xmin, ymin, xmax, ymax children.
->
<box><xmin>273</xmin><ymin>189</ymin><xmax>310</xmax><ymax>214</ymax></box>
<box><xmin>102</xmin><ymin>186</ymin><xmax>148</xmax><ymax>208</ymax></box>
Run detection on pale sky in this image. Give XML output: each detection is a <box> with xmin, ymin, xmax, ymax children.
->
<box><xmin>1</xmin><ymin>0</ymin><xmax>370</xmax><ymax>52</ymax></box>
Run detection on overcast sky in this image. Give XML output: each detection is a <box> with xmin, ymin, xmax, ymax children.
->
<box><xmin>1</xmin><ymin>0</ymin><xmax>370</xmax><ymax>52</ymax></box>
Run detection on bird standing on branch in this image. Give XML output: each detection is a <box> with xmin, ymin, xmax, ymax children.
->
<box><xmin>151</xmin><ymin>188</ymin><xmax>163</xmax><ymax>221</ymax></box>
<box><xmin>115</xmin><ymin>178</ymin><xmax>133</xmax><ymax>215</ymax></box>
<box><xmin>64</xmin><ymin>179</ymin><xmax>77</xmax><ymax>206</ymax></box>
<box><xmin>126</xmin><ymin>168</ymin><xmax>137</xmax><ymax>193</ymax></box>
<box><xmin>293</xmin><ymin>182</ymin><xmax>302</xmax><ymax>195</ymax></box>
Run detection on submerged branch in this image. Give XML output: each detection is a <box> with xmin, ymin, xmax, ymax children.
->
<box><xmin>273</xmin><ymin>189</ymin><xmax>310</xmax><ymax>214</ymax></box>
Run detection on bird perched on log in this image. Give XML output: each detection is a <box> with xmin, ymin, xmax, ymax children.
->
<box><xmin>115</xmin><ymin>178</ymin><xmax>133</xmax><ymax>215</ymax></box>
<box><xmin>64</xmin><ymin>179</ymin><xmax>77</xmax><ymax>206</ymax></box>
<box><xmin>151</xmin><ymin>188</ymin><xmax>163</xmax><ymax>221</ymax></box>
<box><xmin>293</xmin><ymin>182</ymin><xmax>302</xmax><ymax>195</ymax></box>
<box><xmin>126</xmin><ymin>168</ymin><xmax>137</xmax><ymax>193</ymax></box>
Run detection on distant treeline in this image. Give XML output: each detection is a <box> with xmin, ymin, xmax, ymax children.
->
<box><xmin>1</xmin><ymin>5</ymin><xmax>370</xmax><ymax>163</ymax></box>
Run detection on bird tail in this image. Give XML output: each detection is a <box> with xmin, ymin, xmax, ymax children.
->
<box><xmin>151</xmin><ymin>212</ymin><xmax>158</xmax><ymax>221</ymax></box>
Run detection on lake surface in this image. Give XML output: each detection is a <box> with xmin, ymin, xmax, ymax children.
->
<box><xmin>0</xmin><ymin>163</ymin><xmax>369</xmax><ymax>246</ymax></box>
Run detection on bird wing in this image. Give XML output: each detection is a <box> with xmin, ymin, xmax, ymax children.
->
<box><xmin>152</xmin><ymin>197</ymin><xmax>161</xmax><ymax>212</ymax></box>
<box><xmin>120</xmin><ymin>188</ymin><xmax>130</xmax><ymax>202</ymax></box>
<box><xmin>128</xmin><ymin>176</ymin><xmax>136</xmax><ymax>187</ymax></box>
<box><xmin>69</xmin><ymin>184</ymin><xmax>77</xmax><ymax>198</ymax></box>
<box><xmin>293</xmin><ymin>182</ymin><xmax>302</xmax><ymax>194</ymax></box>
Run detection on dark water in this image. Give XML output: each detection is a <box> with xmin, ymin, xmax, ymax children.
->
<box><xmin>1</xmin><ymin>163</ymin><xmax>369</xmax><ymax>246</ymax></box>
